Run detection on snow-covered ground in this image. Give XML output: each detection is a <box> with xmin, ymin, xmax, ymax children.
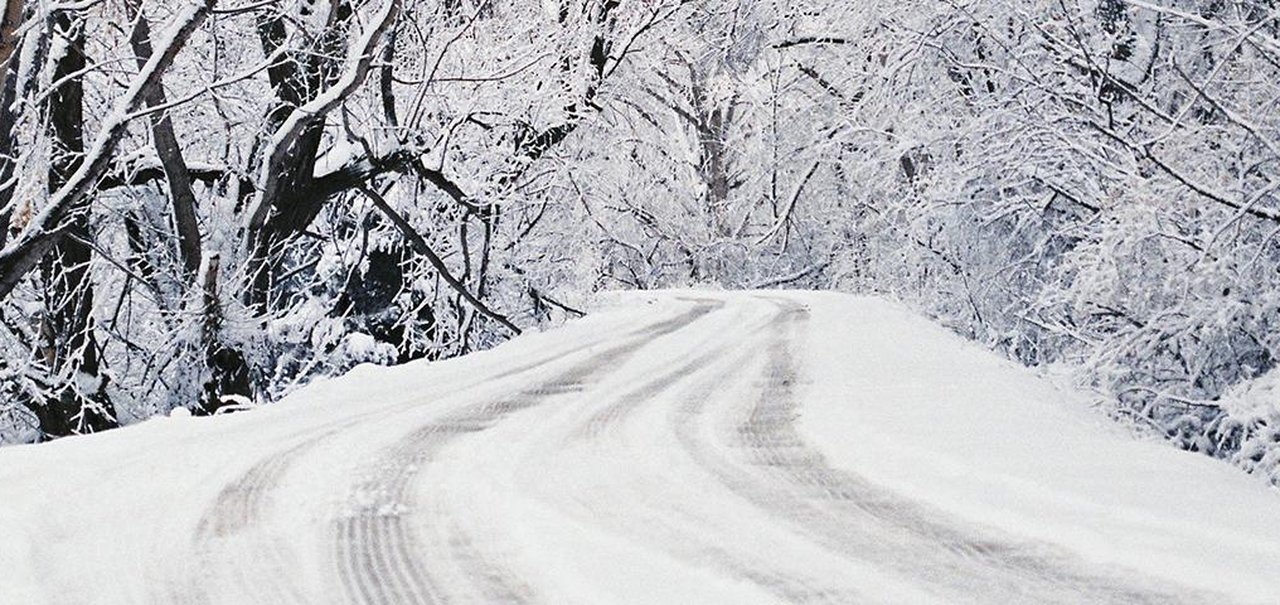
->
<box><xmin>0</xmin><ymin>291</ymin><xmax>1277</xmax><ymax>604</ymax></box>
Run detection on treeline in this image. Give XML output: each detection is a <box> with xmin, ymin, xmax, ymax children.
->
<box><xmin>2</xmin><ymin>0</ymin><xmax>1278</xmax><ymax>484</ymax></box>
<box><xmin>0</xmin><ymin>0</ymin><xmax>688</xmax><ymax>439</ymax></box>
<box><xmin>561</xmin><ymin>0</ymin><xmax>1280</xmax><ymax>483</ymax></box>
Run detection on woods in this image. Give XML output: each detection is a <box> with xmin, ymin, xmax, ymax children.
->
<box><xmin>0</xmin><ymin>0</ymin><xmax>1277</xmax><ymax>484</ymax></box>
<box><xmin>0</xmin><ymin>0</ymin><xmax>677</xmax><ymax>439</ymax></box>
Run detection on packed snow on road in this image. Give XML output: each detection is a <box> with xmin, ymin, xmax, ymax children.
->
<box><xmin>1</xmin><ymin>292</ymin><xmax>1277</xmax><ymax>604</ymax></box>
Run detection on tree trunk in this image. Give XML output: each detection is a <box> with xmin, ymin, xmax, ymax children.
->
<box><xmin>245</xmin><ymin>1</ymin><xmax>398</xmax><ymax>310</ymax></box>
<box><xmin>126</xmin><ymin>0</ymin><xmax>202</xmax><ymax>279</ymax></box>
<box><xmin>35</xmin><ymin>10</ymin><xmax>116</xmax><ymax>438</ymax></box>
<box><xmin>0</xmin><ymin>0</ymin><xmax>215</xmax><ymax>301</ymax></box>
<box><xmin>200</xmin><ymin>254</ymin><xmax>251</xmax><ymax>413</ymax></box>
<box><xmin>0</xmin><ymin>0</ymin><xmax>25</xmax><ymax>249</ymax></box>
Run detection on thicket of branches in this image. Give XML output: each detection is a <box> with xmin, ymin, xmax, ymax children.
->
<box><xmin>0</xmin><ymin>0</ymin><xmax>689</xmax><ymax>439</ymax></box>
<box><xmin>556</xmin><ymin>0</ymin><xmax>1280</xmax><ymax>483</ymax></box>
<box><xmin>2</xmin><ymin>0</ymin><xmax>1277</xmax><ymax>484</ymax></box>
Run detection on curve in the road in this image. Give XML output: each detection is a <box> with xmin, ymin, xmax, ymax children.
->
<box><xmin>332</xmin><ymin>300</ymin><xmax>725</xmax><ymax>604</ymax></box>
<box><xmin>176</xmin><ymin>294</ymin><xmax>1225</xmax><ymax>604</ymax></box>
<box><xmin>671</xmin><ymin>297</ymin><xmax>1208</xmax><ymax>603</ymax></box>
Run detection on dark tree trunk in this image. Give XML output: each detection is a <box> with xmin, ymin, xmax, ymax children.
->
<box><xmin>35</xmin><ymin>11</ymin><xmax>116</xmax><ymax>438</ymax></box>
<box><xmin>0</xmin><ymin>0</ymin><xmax>24</xmax><ymax>249</ymax></box>
<box><xmin>245</xmin><ymin>6</ymin><xmax>343</xmax><ymax>311</ymax></box>
<box><xmin>200</xmin><ymin>254</ymin><xmax>251</xmax><ymax>412</ymax></box>
<box><xmin>126</xmin><ymin>0</ymin><xmax>203</xmax><ymax>279</ymax></box>
<box><xmin>0</xmin><ymin>0</ymin><xmax>213</xmax><ymax>301</ymax></box>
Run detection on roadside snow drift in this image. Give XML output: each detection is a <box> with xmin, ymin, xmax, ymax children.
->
<box><xmin>0</xmin><ymin>291</ymin><xmax>1277</xmax><ymax>604</ymax></box>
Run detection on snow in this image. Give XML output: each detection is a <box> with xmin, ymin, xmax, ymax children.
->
<box><xmin>243</xmin><ymin>0</ymin><xmax>399</xmax><ymax>232</ymax></box>
<box><xmin>0</xmin><ymin>290</ymin><xmax>1277</xmax><ymax>603</ymax></box>
<box><xmin>312</xmin><ymin>136</ymin><xmax>360</xmax><ymax>178</ymax></box>
<box><xmin>1220</xmin><ymin>368</ymin><xmax>1280</xmax><ymax>419</ymax></box>
<box><xmin>796</xmin><ymin>293</ymin><xmax>1280</xmax><ymax>602</ymax></box>
<box><xmin>0</xmin><ymin>1</ymin><xmax>214</xmax><ymax>282</ymax></box>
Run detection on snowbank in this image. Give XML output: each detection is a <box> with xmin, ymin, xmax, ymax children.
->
<box><xmin>795</xmin><ymin>292</ymin><xmax>1280</xmax><ymax>603</ymax></box>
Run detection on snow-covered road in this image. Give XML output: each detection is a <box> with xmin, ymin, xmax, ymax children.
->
<box><xmin>2</xmin><ymin>292</ymin><xmax>1279</xmax><ymax>604</ymax></box>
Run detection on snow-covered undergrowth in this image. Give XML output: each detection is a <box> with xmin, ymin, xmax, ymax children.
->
<box><xmin>1207</xmin><ymin>373</ymin><xmax>1280</xmax><ymax>485</ymax></box>
<box><xmin>895</xmin><ymin>297</ymin><xmax>1280</xmax><ymax>489</ymax></box>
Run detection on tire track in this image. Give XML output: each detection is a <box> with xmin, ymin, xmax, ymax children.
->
<box><xmin>332</xmin><ymin>301</ymin><xmax>723</xmax><ymax>605</ymax></box>
<box><xmin>676</xmin><ymin>297</ymin><xmax>1219</xmax><ymax>604</ymax></box>
<box><xmin>569</xmin><ymin>322</ymin><xmax>734</xmax><ymax>441</ymax></box>
<box><xmin>178</xmin><ymin>433</ymin><xmax>335</xmax><ymax>605</ymax></box>
<box><xmin>183</xmin><ymin>300</ymin><xmax>717</xmax><ymax>604</ymax></box>
<box><xmin>524</xmin><ymin>302</ymin><xmax>870</xmax><ymax>603</ymax></box>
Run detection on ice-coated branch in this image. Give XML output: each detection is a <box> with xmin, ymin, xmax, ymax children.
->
<box><xmin>0</xmin><ymin>0</ymin><xmax>216</xmax><ymax>301</ymax></box>
<box><xmin>360</xmin><ymin>185</ymin><xmax>522</xmax><ymax>335</ymax></box>
<box><xmin>243</xmin><ymin>0</ymin><xmax>401</xmax><ymax>241</ymax></box>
